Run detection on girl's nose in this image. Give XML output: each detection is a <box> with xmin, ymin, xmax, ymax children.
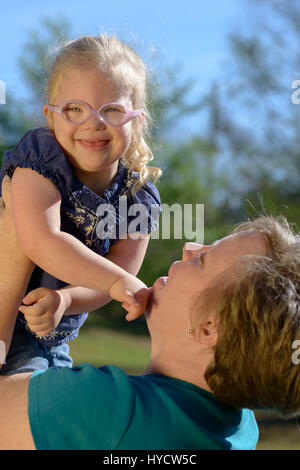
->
<box><xmin>182</xmin><ymin>243</ymin><xmax>210</xmax><ymax>262</ymax></box>
<box><xmin>83</xmin><ymin>115</ymin><xmax>107</xmax><ymax>131</ymax></box>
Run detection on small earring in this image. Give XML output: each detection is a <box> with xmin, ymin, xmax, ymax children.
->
<box><xmin>188</xmin><ymin>329</ymin><xmax>193</xmax><ymax>334</ymax></box>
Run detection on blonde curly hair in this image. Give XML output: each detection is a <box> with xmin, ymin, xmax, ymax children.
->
<box><xmin>45</xmin><ymin>34</ymin><xmax>162</xmax><ymax>193</ymax></box>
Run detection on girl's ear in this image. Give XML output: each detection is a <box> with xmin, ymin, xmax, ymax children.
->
<box><xmin>42</xmin><ymin>105</ymin><xmax>53</xmax><ymax>128</ymax></box>
<box><xmin>42</xmin><ymin>104</ymin><xmax>49</xmax><ymax>119</ymax></box>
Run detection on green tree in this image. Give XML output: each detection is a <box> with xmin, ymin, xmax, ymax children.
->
<box><xmin>18</xmin><ymin>16</ymin><xmax>71</xmax><ymax>112</ymax></box>
<box><xmin>0</xmin><ymin>17</ymin><xmax>72</xmax><ymax>150</ymax></box>
<box><xmin>203</xmin><ymin>0</ymin><xmax>300</xmax><ymax>227</ymax></box>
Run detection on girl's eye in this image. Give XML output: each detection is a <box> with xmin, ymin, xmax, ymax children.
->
<box><xmin>63</xmin><ymin>103</ymin><xmax>83</xmax><ymax>112</ymax></box>
<box><xmin>105</xmin><ymin>107</ymin><xmax>121</xmax><ymax>113</ymax></box>
<box><xmin>69</xmin><ymin>107</ymin><xmax>82</xmax><ymax>112</ymax></box>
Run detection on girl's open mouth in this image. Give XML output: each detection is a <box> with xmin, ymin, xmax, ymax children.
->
<box><xmin>77</xmin><ymin>139</ymin><xmax>110</xmax><ymax>150</ymax></box>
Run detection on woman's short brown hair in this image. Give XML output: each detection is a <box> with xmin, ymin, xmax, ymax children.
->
<box><xmin>203</xmin><ymin>216</ymin><xmax>300</xmax><ymax>417</ymax></box>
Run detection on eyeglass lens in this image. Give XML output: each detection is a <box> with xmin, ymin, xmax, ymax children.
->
<box><xmin>62</xmin><ymin>102</ymin><xmax>127</xmax><ymax>125</ymax></box>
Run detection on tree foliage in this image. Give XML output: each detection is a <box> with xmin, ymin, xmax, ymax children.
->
<box><xmin>204</xmin><ymin>0</ymin><xmax>300</xmax><ymax>228</ymax></box>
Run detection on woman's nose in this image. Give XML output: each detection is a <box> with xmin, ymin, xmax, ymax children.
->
<box><xmin>182</xmin><ymin>243</ymin><xmax>210</xmax><ymax>262</ymax></box>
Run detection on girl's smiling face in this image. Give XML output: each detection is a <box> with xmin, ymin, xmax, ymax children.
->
<box><xmin>43</xmin><ymin>67</ymin><xmax>133</xmax><ymax>190</ymax></box>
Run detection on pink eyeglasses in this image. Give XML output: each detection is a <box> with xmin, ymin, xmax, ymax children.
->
<box><xmin>45</xmin><ymin>100</ymin><xmax>144</xmax><ymax>127</ymax></box>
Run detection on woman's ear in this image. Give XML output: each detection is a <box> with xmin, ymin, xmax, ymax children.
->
<box><xmin>194</xmin><ymin>319</ymin><xmax>218</xmax><ymax>346</ymax></box>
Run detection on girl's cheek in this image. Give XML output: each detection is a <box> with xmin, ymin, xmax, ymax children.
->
<box><xmin>120</xmin><ymin>119</ymin><xmax>132</xmax><ymax>134</ymax></box>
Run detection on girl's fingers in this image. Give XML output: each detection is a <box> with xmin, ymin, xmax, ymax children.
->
<box><xmin>23</xmin><ymin>315</ymin><xmax>53</xmax><ymax>334</ymax></box>
<box><xmin>18</xmin><ymin>305</ymin><xmax>32</xmax><ymax>316</ymax></box>
<box><xmin>21</xmin><ymin>314</ymin><xmax>47</xmax><ymax>327</ymax></box>
<box><xmin>23</xmin><ymin>288</ymin><xmax>48</xmax><ymax>305</ymax></box>
<box><xmin>125</xmin><ymin>312</ymin><xmax>142</xmax><ymax>321</ymax></box>
<box><xmin>19</xmin><ymin>302</ymin><xmax>45</xmax><ymax>317</ymax></box>
<box><xmin>123</xmin><ymin>302</ymin><xmax>144</xmax><ymax>321</ymax></box>
<box><xmin>124</xmin><ymin>291</ymin><xmax>140</xmax><ymax>307</ymax></box>
<box><xmin>28</xmin><ymin>325</ymin><xmax>52</xmax><ymax>337</ymax></box>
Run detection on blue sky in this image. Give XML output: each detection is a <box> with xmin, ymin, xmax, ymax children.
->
<box><xmin>1</xmin><ymin>0</ymin><xmax>240</xmax><ymax>105</ymax></box>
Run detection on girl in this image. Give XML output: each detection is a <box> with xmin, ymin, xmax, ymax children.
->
<box><xmin>0</xmin><ymin>34</ymin><xmax>161</xmax><ymax>374</ymax></box>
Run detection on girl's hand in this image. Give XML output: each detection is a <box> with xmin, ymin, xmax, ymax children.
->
<box><xmin>109</xmin><ymin>275</ymin><xmax>151</xmax><ymax>321</ymax></box>
<box><xmin>18</xmin><ymin>287</ymin><xmax>67</xmax><ymax>336</ymax></box>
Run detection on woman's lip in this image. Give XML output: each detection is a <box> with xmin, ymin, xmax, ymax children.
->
<box><xmin>77</xmin><ymin>139</ymin><xmax>109</xmax><ymax>150</ymax></box>
<box><xmin>147</xmin><ymin>278</ymin><xmax>168</xmax><ymax>315</ymax></box>
<box><xmin>157</xmin><ymin>276</ymin><xmax>169</xmax><ymax>285</ymax></box>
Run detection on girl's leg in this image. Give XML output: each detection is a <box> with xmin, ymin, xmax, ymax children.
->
<box><xmin>0</xmin><ymin>320</ymin><xmax>49</xmax><ymax>375</ymax></box>
<box><xmin>0</xmin><ymin>176</ymin><xmax>35</xmax><ymax>366</ymax></box>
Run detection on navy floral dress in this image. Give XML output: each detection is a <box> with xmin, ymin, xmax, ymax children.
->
<box><xmin>0</xmin><ymin>128</ymin><xmax>161</xmax><ymax>350</ymax></box>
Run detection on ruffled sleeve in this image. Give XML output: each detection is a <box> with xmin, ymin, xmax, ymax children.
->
<box><xmin>126</xmin><ymin>178</ymin><xmax>161</xmax><ymax>235</ymax></box>
<box><xmin>1</xmin><ymin>127</ymin><xmax>74</xmax><ymax>199</ymax></box>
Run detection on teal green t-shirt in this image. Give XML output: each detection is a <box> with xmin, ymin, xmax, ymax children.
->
<box><xmin>28</xmin><ymin>363</ymin><xmax>258</xmax><ymax>450</ymax></box>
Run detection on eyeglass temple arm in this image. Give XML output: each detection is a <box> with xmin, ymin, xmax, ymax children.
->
<box><xmin>130</xmin><ymin>109</ymin><xmax>144</xmax><ymax>117</ymax></box>
<box><xmin>46</xmin><ymin>104</ymin><xmax>61</xmax><ymax>112</ymax></box>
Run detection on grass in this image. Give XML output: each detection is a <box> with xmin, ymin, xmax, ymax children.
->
<box><xmin>255</xmin><ymin>411</ymin><xmax>300</xmax><ymax>450</ymax></box>
<box><xmin>69</xmin><ymin>325</ymin><xmax>300</xmax><ymax>450</ymax></box>
<box><xmin>69</xmin><ymin>324</ymin><xmax>151</xmax><ymax>374</ymax></box>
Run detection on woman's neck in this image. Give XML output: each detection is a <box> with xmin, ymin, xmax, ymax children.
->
<box><xmin>142</xmin><ymin>351</ymin><xmax>213</xmax><ymax>393</ymax></box>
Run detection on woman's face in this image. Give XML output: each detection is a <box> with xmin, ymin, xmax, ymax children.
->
<box><xmin>146</xmin><ymin>230</ymin><xmax>266</xmax><ymax>343</ymax></box>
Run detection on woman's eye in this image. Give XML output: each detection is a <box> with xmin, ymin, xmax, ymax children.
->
<box><xmin>199</xmin><ymin>252</ymin><xmax>206</xmax><ymax>265</ymax></box>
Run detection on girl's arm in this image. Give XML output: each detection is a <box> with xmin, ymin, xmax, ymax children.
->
<box><xmin>19</xmin><ymin>236</ymin><xmax>151</xmax><ymax>335</ymax></box>
<box><xmin>11</xmin><ymin>168</ymin><xmax>144</xmax><ymax>295</ymax></box>
<box><xmin>61</xmin><ymin>234</ymin><xmax>150</xmax><ymax>314</ymax></box>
